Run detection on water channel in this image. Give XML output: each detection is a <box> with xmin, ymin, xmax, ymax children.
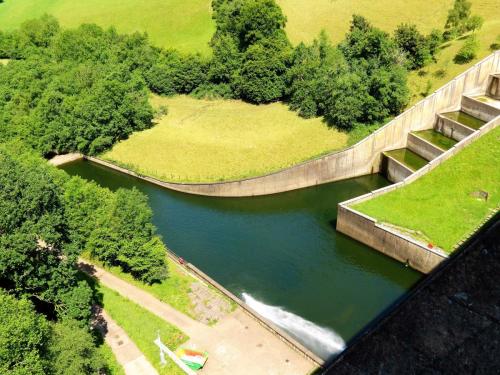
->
<box><xmin>61</xmin><ymin>160</ymin><xmax>421</xmax><ymax>359</ymax></box>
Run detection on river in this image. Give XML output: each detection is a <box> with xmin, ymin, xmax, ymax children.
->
<box><xmin>61</xmin><ymin>160</ymin><xmax>420</xmax><ymax>359</ymax></box>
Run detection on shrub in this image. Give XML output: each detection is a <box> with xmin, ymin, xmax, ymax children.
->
<box><xmin>454</xmin><ymin>36</ymin><xmax>479</xmax><ymax>64</ymax></box>
<box><xmin>434</xmin><ymin>69</ymin><xmax>447</xmax><ymax>78</ymax></box>
<box><xmin>394</xmin><ymin>23</ymin><xmax>431</xmax><ymax>69</ymax></box>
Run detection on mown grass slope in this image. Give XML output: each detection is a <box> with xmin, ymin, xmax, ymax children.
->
<box><xmin>102</xmin><ymin>95</ymin><xmax>348</xmax><ymax>182</ymax></box>
<box><xmin>354</xmin><ymin>126</ymin><xmax>500</xmax><ymax>252</ymax></box>
<box><xmin>276</xmin><ymin>0</ymin><xmax>500</xmax><ymax>103</ymax></box>
<box><xmin>98</xmin><ymin>283</ymin><xmax>188</xmax><ymax>375</ymax></box>
<box><xmin>0</xmin><ymin>0</ymin><xmax>214</xmax><ymax>54</ymax></box>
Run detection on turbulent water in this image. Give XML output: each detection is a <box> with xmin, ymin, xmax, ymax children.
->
<box><xmin>242</xmin><ymin>293</ymin><xmax>346</xmax><ymax>359</ymax></box>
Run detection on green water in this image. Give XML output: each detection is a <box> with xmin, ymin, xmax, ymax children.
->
<box><xmin>441</xmin><ymin>111</ymin><xmax>485</xmax><ymax>130</ymax></box>
<box><xmin>413</xmin><ymin>129</ymin><xmax>457</xmax><ymax>150</ymax></box>
<box><xmin>472</xmin><ymin>95</ymin><xmax>500</xmax><ymax>109</ymax></box>
<box><xmin>384</xmin><ymin>148</ymin><xmax>428</xmax><ymax>171</ymax></box>
<box><xmin>61</xmin><ymin>160</ymin><xmax>420</xmax><ymax>359</ymax></box>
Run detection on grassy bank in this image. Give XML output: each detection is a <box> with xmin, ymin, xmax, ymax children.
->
<box><xmin>354</xmin><ymin>126</ymin><xmax>500</xmax><ymax>252</ymax></box>
<box><xmin>0</xmin><ymin>0</ymin><xmax>214</xmax><ymax>54</ymax></box>
<box><xmin>98</xmin><ymin>343</ymin><xmax>125</xmax><ymax>375</ymax></box>
<box><xmin>84</xmin><ymin>253</ymin><xmax>195</xmax><ymax>318</ymax></box>
<box><xmin>98</xmin><ymin>283</ymin><xmax>188</xmax><ymax>375</ymax></box>
<box><xmin>102</xmin><ymin>95</ymin><xmax>348</xmax><ymax>182</ymax></box>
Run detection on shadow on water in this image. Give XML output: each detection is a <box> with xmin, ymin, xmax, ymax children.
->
<box><xmin>61</xmin><ymin>159</ymin><xmax>422</xmax><ymax>359</ymax></box>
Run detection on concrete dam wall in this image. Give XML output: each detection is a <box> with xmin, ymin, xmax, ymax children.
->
<box><xmin>87</xmin><ymin>51</ymin><xmax>500</xmax><ymax>197</ymax></box>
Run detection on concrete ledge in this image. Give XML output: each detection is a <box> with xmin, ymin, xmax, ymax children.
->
<box><xmin>381</xmin><ymin>153</ymin><xmax>413</xmax><ymax>183</ymax></box>
<box><xmin>488</xmin><ymin>73</ymin><xmax>500</xmax><ymax>99</ymax></box>
<box><xmin>338</xmin><ymin>116</ymin><xmax>499</xmax><ymax>272</ymax></box>
<box><xmin>461</xmin><ymin>95</ymin><xmax>500</xmax><ymax>122</ymax></box>
<box><xmin>407</xmin><ymin>132</ymin><xmax>444</xmax><ymax>161</ymax></box>
<box><xmin>435</xmin><ymin>114</ymin><xmax>475</xmax><ymax>141</ymax></box>
<box><xmin>48</xmin><ymin>153</ymin><xmax>83</xmax><ymax>166</ymax></box>
<box><xmin>336</xmin><ymin>206</ymin><xmax>447</xmax><ymax>274</ymax></box>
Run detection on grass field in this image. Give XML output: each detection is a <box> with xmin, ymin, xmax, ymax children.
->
<box><xmin>277</xmin><ymin>0</ymin><xmax>453</xmax><ymax>45</ymax></box>
<box><xmin>276</xmin><ymin>0</ymin><xmax>500</xmax><ymax>103</ymax></box>
<box><xmin>98</xmin><ymin>283</ymin><xmax>188</xmax><ymax>375</ymax></box>
<box><xmin>354</xmin><ymin>126</ymin><xmax>500</xmax><ymax>252</ymax></box>
<box><xmin>0</xmin><ymin>0</ymin><xmax>214</xmax><ymax>54</ymax></box>
<box><xmin>102</xmin><ymin>95</ymin><xmax>348</xmax><ymax>182</ymax></box>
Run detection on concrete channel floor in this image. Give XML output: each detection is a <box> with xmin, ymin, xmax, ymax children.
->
<box><xmin>326</xmin><ymin>217</ymin><xmax>500</xmax><ymax>374</ymax></box>
<box><xmin>82</xmin><ymin>261</ymin><xmax>316</xmax><ymax>375</ymax></box>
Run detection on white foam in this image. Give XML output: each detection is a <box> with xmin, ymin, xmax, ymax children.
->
<box><xmin>242</xmin><ymin>293</ymin><xmax>345</xmax><ymax>359</ymax></box>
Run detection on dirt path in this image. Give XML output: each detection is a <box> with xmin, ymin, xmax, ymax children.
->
<box><xmin>82</xmin><ymin>261</ymin><xmax>316</xmax><ymax>375</ymax></box>
<box><xmin>100</xmin><ymin>309</ymin><xmax>158</xmax><ymax>375</ymax></box>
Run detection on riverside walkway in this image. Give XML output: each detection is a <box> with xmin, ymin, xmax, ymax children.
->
<box><xmin>81</xmin><ymin>261</ymin><xmax>316</xmax><ymax>375</ymax></box>
<box><xmin>99</xmin><ymin>309</ymin><xmax>158</xmax><ymax>375</ymax></box>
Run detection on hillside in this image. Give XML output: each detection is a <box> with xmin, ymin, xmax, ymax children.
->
<box><xmin>0</xmin><ymin>0</ymin><xmax>215</xmax><ymax>54</ymax></box>
<box><xmin>1</xmin><ymin>0</ymin><xmax>498</xmax><ymax>101</ymax></box>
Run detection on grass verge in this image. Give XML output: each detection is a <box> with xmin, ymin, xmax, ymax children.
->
<box><xmin>102</xmin><ymin>95</ymin><xmax>348</xmax><ymax>183</ymax></box>
<box><xmin>354</xmin><ymin>126</ymin><xmax>500</xmax><ymax>252</ymax></box>
<box><xmin>98</xmin><ymin>342</ymin><xmax>125</xmax><ymax>375</ymax></box>
<box><xmin>97</xmin><ymin>283</ymin><xmax>188</xmax><ymax>375</ymax></box>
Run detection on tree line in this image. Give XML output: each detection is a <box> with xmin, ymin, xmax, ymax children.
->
<box><xmin>0</xmin><ymin>143</ymin><xmax>168</xmax><ymax>373</ymax></box>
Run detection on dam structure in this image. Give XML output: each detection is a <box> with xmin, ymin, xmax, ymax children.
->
<box><xmin>87</xmin><ymin>52</ymin><xmax>500</xmax><ymax>197</ymax></box>
<box><xmin>337</xmin><ymin>70</ymin><xmax>500</xmax><ymax>274</ymax></box>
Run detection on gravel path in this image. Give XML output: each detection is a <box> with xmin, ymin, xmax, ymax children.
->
<box><xmin>82</xmin><ymin>260</ymin><xmax>316</xmax><ymax>375</ymax></box>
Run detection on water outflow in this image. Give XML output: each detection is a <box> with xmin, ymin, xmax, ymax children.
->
<box><xmin>242</xmin><ymin>293</ymin><xmax>346</xmax><ymax>359</ymax></box>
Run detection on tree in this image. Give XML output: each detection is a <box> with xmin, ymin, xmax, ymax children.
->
<box><xmin>394</xmin><ymin>23</ymin><xmax>431</xmax><ymax>69</ymax></box>
<box><xmin>445</xmin><ymin>0</ymin><xmax>471</xmax><ymax>31</ymax></box>
<box><xmin>454</xmin><ymin>35</ymin><xmax>479</xmax><ymax>63</ymax></box>
<box><xmin>235</xmin><ymin>38</ymin><xmax>289</xmax><ymax>103</ymax></box>
<box><xmin>48</xmin><ymin>320</ymin><xmax>105</xmax><ymax>375</ymax></box>
<box><xmin>84</xmin><ymin>187</ymin><xmax>168</xmax><ymax>284</ymax></box>
<box><xmin>0</xmin><ymin>291</ymin><xmax>50</xmax><ymax>375</ymax></box>
<box><xmin>444</xmin><ymin>0</ymin><xmax>482</xmax><ymax>38</ymax></box>
<box><xmin>320</xmin><ymin>69</ymin><xmax>368</xmax><ymax>129</ymax></box>
<box><xmin>286</xmin><ymin>32</ymin><xmax>345</xmax><ymax>118</ymax></box>
<box><xmin>0</xmin><ymin>146</ymin><xmax>94</xmax><ymax>322</ymax></box>
<box><xmin>340</xmin><ymin>15</ymin><xmax>400</xmax><ymax>68</ymax></box>
<box><xmin>466</xmin><ymin>15</ymin><xmax>484</xmax><ymax>33</ymax></box>
<box><xmin>426</xmin><ymin>29</ymin><xmax>443</xmax><ymax>58</ymax></box>
<box><xmin>208</xmin><ymin>34</ymin><xmax>242</xmax><ymax>84</ymax></box>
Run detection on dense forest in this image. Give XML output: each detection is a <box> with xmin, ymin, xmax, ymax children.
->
<box><xmin>0</xmin><ymin>0</ymin><xmax>484</xmax><ymax>373</ymax></box>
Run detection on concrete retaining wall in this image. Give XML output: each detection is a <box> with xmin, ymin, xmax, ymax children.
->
<box><xmin>382</xmin><ymin>154</ymin><xmax>413</xmax><ymax>183</ymax></box>
<box><xmin>337</xmin><ymin>115</ymin><xmax>500</xmax><ymax>273</ymax></box>
<box><xmin>461</xmin><ymin>95</ymin><xmax>500</xmax><ymax>122</ymax></box>
<box><xmin>163</xmin><ymin>249</ymin><xmax>324</xmax><ymax>367</ymax></box>
<box><xmin>488</xmin><ymin>74</ymin><xmax>500</xmax><ymax>99</ymax></box>
<box><xmin>336</xmin><ymin>205</ymin><xmax>447</xmax><ymax>273</ymax></box>
<box><xmin>91</xmin><ymin>52</ymin><xmax>500</xmax><ymax>197</ymax></box>
<box><xmin>435</xmin><ymin>115</ymin><xmax>475</xmax><ymax>141</ymax></box>
<box><xmin>407</xmin><ymin>133</ymin><xmax>444</xmax><ymax>161</ymax></box>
